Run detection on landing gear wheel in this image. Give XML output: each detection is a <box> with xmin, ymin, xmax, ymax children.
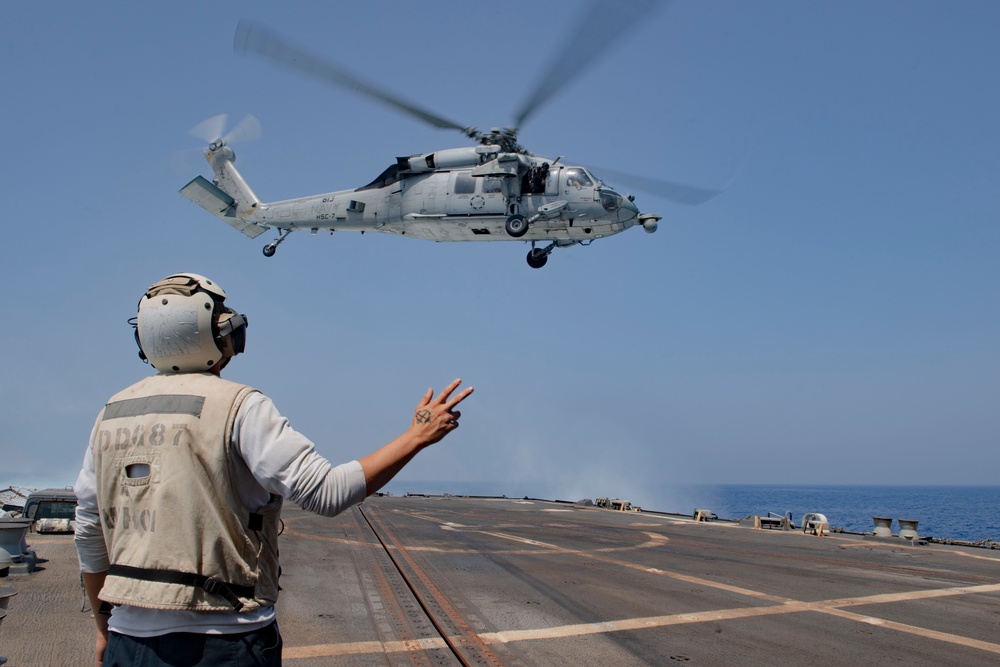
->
<box><xmin>526</xmin><ymin>248</ymin><xmax>548</xmax><ymax>269</ymax></box>
<box><xmin>505</xmin><ymin>214</ymin><xmax>529</xmax><ymax>238</ymax></box>
<box><xmin>262</xmin><ymin>228</ymin><xmax>294</xmax><ymax>257</ymax></box>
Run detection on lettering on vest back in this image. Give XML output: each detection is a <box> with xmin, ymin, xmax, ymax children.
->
<box><xmin>98</xmin><ymin>423</ymin><xmax>193</xmax><ymax>451</ymax></box>
<box><xmin>102</xmin><ymin>506</ymin><xmax>157</xmax><ymax>533</ymax></box>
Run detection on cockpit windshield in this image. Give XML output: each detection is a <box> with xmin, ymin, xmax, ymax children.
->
<box><xmin>356</xmin><ymin>163</ymin><xmax>400</xmax><ymax>191</ymax></box>
<box><xmin>600</xmin><ymin>189</ymin><xmax>623</xmax><ymax>212</ymax></box>
<box><xmin>564</xmin><ymin>168</ymin><xmax>593</xmax><ymax>188</ymax></box>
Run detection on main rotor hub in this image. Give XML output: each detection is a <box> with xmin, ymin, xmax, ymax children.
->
<box><xmin>474</xmin><ymin>127</ymin><xmax>523</xmax><ymax>154</ymax></box>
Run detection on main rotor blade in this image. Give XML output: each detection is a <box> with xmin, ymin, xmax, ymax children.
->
<box><xmin>512</xmin><ymin>0</ymin><xmax>666</xmax><ymax>131</ymax></box>
<box><xmin>234</xmin><ymin>20</ymin><xmax>471</xmax><ymax>135</ymax></box>
<box><xmin>597</xmin><ymin>166</ymin><xmax>722</xmax><ymax>206</ymax></box>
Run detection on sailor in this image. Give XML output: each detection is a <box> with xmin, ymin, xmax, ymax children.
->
<box><xmin>74</xmin><ymin>273</ymin><xmax>473</xmax><ymax>667</ymax></box>
<box><xmin>527</xmin><ymin>162</ymin><xmax>549</xmax><ymax>194</ymax></box>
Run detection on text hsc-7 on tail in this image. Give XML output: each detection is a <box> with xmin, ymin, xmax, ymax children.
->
<box><xmin>180</xmin><ymin>2</ymin><xmax>720</xmax><ymax>269</ymax></box>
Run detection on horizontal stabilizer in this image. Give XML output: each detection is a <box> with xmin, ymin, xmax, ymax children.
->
<box><xmin>179</xmin><ymin>176</ymin><xmax>268</xmax><ymax>239</ymax></box>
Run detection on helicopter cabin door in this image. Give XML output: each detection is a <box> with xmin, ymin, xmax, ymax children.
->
<box><xmin>448</xmin><ymin>172</ymin><xmax>505</xmax><ymax>218</ymax></box>
<box><xmin>546</xmin><ymin>167</ymin><xmax>560</xmax><ymax>196</ymax></box>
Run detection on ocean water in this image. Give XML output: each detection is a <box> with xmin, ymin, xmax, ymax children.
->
<box><xmin>384</xmin><ymin>481</ymin><xmax>1000</xmax><ymax>544</ymax></box>
<box><xmin>671</xmin><ymin>484</ymin><xmax>1000</xmax><ymax>543</ymax></box>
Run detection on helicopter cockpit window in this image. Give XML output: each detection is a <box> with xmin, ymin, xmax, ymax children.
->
<box><xmin>483</xmin><ymin>177</ymin><xmax>503</xmax><ymax>194</ymax></box>
<box><xmin>357</xmin><ymin>163</ymin><xmax>401</xmax><ymax>191</ymax></box>
<box><xmin>565</xmin><ymin>168</ymin><xmax>593</xmax><ymax>188</ymax></box>
<box><xmin>454</xmin><ymin>173</ymin><xmax>476</xmax><ymax>194</ymax></box>
<box><xmin>600</xmin><ymin>189</ymin><xmax>623</xmax><ymax>212</ymax></box>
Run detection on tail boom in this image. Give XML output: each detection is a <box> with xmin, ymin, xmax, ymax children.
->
<box><xmin>179</xmin><ymin>142</ymin><xmax>269</xmax><ymax>239</ymax></box>
<box><xmin>179</xmin><ymin>176</ymin><xmax>268</xmax><ymax>239</ymax></box>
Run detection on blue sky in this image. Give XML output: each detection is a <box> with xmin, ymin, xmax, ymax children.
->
<box><xmin>2</xmin><ymin>2</ymin><xmax>998</xmax><ymax>512</ymax></box>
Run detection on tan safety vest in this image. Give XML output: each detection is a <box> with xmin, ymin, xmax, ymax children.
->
<box><xmin>92</xmin><ymin>373</ymin><xmax>281</xmax><ymax>612</ymax></box>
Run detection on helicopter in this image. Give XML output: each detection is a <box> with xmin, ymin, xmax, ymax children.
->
<box><xmin>180</xmin><ymin>2</ymin><xmax>721</xmax><ymax>269</ymax></box>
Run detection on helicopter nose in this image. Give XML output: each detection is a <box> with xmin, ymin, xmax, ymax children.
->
<box><xmin>622</xmin><ymin>196</ymin><xmax>639</xmax><ymax>219</ymax></box>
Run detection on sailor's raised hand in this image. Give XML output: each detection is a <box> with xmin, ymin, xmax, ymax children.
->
<box><xmin>411</xmin><ymin>379</ymin><xmax>474</xmax><ymax>446</ymax></box>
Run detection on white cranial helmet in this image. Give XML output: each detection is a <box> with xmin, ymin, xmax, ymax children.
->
<box><xmin>134</xmin><ymin>273</ymin><xmax>248</xmax><ymax>374</ymax></box>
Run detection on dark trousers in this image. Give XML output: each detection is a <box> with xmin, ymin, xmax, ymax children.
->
<box><xmin>103</xmin><ymin>621</ymin><xmax>282</xmax><ymax>666</ymax></box>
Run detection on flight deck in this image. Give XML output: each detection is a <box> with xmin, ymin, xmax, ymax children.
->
<box><xmin>3</xmin><ymin>495</ymin><xmax>999</xmax><ymax>665</ymax></box>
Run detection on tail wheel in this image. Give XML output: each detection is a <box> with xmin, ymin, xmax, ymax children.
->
<box><xmin>505</xmin><ymin>214</ymin><xmax>529</xmax><ymax>238</ymax></box>
<box><xmin>262</xmin><ymin>228</ymin><xmax>293</xmax><ymax>257</ymax></box>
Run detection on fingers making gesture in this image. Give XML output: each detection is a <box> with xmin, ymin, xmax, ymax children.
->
<box><xmin>359</xmin><ymin>379</ymin><xmax>474</xmax><ymax>496</ymax></box>
<box><xmin>411</xmin><ymin>379</ymin><xmax>474</xmax><ymax>446</ymax></box>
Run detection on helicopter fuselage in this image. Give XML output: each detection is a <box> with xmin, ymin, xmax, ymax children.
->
<box><xmin>181</xmin><ymin>142</ymin><xmax>659</xmax><ymax>266</ymax></box>
<box><xmin>265</xmin><ymin>168</ymin><xmax>636</xmax><ymax>243</ymax></box>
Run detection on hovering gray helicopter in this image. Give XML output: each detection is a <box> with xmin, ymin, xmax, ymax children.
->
<box><xmin>181</xmin><ymin>3</ymin><xmax>719</xmax><ymax>268</ymax></box>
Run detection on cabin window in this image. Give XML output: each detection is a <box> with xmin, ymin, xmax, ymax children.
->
<box><xmin>454</xmin><ymin>173</ymin><xmax>476</xmax><ymax>194</ymax></box>
<box><xmin>483</xmin><ymin>177</ymin><xmax>503</xmax><ymax>194</ymax></box>
<box><xmin>565</xmin><ymin>168</ymin><xmax>593</xmax><ymax>188</ymax></box>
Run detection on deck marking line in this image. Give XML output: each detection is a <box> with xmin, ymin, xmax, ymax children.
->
<box><xmin>283</xmin><ymin>637</ymin><xmax>449</xmax><ymax>659</ymax></box>
<box><xmin>478</xmin><ymin>528</ymin><xmax>787</xmax><ymax>603</ymax></box>
<box><xmin>476</xmin><ymin>582</ymin><xmax>1000</xmax><ymax>648</ymax></box>
<box><xmin>362</xmin><ymin>506</ymin><xmax>513</xmax><ymax>666</ymax></box>
<box><xmin>821</xmin><ymin>606</ymin><xmax>1000</xmax><ymax>656</ymax></box>
<box><xmin>479</xmin><ymin>528</ymin><xmax>670</xmax><ymax>554</ymax></box>
<box><xmin>818</xmin><ymin>582</ymin><xmax>1000</xmax><ymax>608</ymax></box>
<box><xmin>835</xmin><ymin>537</ymin><xmax>1000</xmax><ymax>562</ymax></box>
<box><xmin>480</xmin><ymin>605</ymin><xmax>796</xmax><ymax>644</ymax></box>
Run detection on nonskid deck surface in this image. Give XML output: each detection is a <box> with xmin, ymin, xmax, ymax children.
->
<box><xmin>4</xmin><ymin>495</ymin><xmax>1000</xmax><ymax>665</ymax></box>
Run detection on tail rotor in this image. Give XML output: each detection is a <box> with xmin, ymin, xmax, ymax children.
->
<box><xmin>187</xmin><ymin>113</ymin><xmax>262</xmax><ymax>147</ymax></box>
